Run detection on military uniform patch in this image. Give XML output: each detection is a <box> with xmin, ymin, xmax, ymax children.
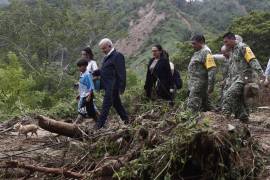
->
<box><xmin>205</xmin><ymin>54</ymin><xmax>216</xmax><ymax>69</ymax></box>
<box><xmin>244</xmin><ymin>47</ymin><xmax>255</xmax><ymax>63</ymax></box>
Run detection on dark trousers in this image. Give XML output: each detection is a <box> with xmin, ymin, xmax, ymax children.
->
<box><xmin>98</xmin><ymin>88</ymin><xmax>128</xmax><ymax>127</ymax></box>
<box><xmin>78</xmin><ymin>95</ymin><xmax>97</xmax><ymax>120</ymax></box>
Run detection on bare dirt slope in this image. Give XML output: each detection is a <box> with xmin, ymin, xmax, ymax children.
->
<box><xmin>115</xmin><ymin>1</ymin><xmax>166</xmax><ymax>57</ymax></box>
<box><xmin>176</xmin><ymin>11</ymin><xmax>192</xmax><ymax>31</ymax></box>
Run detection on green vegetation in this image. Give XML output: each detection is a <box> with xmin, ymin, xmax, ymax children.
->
<box><xmin>0</xmin><ymin>0</ymin><xmax>269</xmax><ymax>122</ymax></box>
<box><xmin>0</xmin><ymin>1</ymin><xmax>269</xmax><ymax>179</ymax></box>
<box><xmin>0</xmin><ymin>0</ymin><xmax>124</xmax><ymax>120</ymax></box>
<box><xmin>128</xmin><ymin>0</ymin><xmax>270</xmax><ymax>77</ymax></box>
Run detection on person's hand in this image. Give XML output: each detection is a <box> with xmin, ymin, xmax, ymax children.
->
<box><xmin>260</xmin><ymin>74</ymin><xmax>266</xmax><ymax>81</ymax></box>
<box><xmin>92</xmin><ymin>70</ymin><xmax>101</xmax><ymax>77</ymax></box>
<box><xmin>259</xmin><ymin>75</ymin><xmax>267</xmax><ymax>86</ymax></box>
<box><xmin>76</xmin><ymin>95</ymin><xmax>80</xmax><ymax>101</ymax></box>
<box><xmin>169</xmin><ymin>89</ymin><xmax>174</xmax><ymax>93</ymax></box>
<box><xmin>264</xmin><ymin>77</ymin><xmax>269</xmax><ymax>87</ymax></box>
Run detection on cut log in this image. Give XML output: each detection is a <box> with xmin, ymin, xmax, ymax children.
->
<box><xmin>37</xmin><ymin>115</ymin><xmax>84</xmax><ymax>139</ymax></box>
<box><xmin>1</xmin><ymin>161</ymin><xmax>84</xmax><ymax>179</ymax></box>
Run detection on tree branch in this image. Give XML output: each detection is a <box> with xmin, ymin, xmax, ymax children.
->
<box><xmin>1</xmin><ymin>161</ymin><xmax>84</xmax><ymax>179</ymax></box>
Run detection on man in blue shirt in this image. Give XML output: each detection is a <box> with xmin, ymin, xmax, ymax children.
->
<box><xmin>75</xmin><ymin>58</ymin><xmax>97</xmax><ymax>124</ymax></box>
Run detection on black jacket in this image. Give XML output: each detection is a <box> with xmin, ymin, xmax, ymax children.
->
<box><xmin>144</xmin><ymin>55</ymin><xmax>174</xmax><ymax>100</ymax></box>
<box><xmin>97</xmin><ymin>50</ymin><xmax>126</xmax><ymax>93</ymax></box>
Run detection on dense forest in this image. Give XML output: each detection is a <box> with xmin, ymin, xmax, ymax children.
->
<box><xmin>0</xmin><ymin>0</ymin><xmax>270</xmax><ymax>179</ymax></box>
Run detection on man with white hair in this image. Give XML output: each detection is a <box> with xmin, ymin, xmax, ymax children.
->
<box><xmin>213</xmin><ymin>45</ymin><xmax>231</xmax><ymax>109</ymax></box>
<box><xmin>235</xmin><ymin>35</ymin><xmax>243</xmax><ymax>44</ymax></box>
<box><xmin>94</xmin><ymin>38</ymin><xmax>129</xmax><ymax>129</ymax></box>
<box><xmin>213</xmin><ymin>45</ymin><xmax>231</xmax><ymax>80</ymax></box>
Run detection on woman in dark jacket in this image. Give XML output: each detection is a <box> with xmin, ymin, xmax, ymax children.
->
<box><xmin>144</xmin><ymin>44</ymin><xmax>174</xmax><ymax>101</ymax></box>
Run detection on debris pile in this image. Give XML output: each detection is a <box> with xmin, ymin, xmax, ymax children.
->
<box><xmin>0</xmin><ymin>103</ymin><xmax>268</xmax><ymax>179</ymax></box>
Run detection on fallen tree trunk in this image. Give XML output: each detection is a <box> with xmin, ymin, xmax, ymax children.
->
<box><xmin>37</xmin><ymin>115</ymin><xmax>84</xmax><ymax>139</ymax></box>
<box><xmin>1</xmin><ymin>161</ymin><xmax>84</xmax><ymax>179</ymax></box>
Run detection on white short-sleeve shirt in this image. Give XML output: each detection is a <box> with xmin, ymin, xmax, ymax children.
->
<box><xmin>87</xmin><ymin>60</ymin><xmax>98</xmax><ymax>73</ymax></box>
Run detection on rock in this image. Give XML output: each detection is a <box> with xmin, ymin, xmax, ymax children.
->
<box><xmin>228</xmin><ymin>124</ymin><xmax>236</xmax><ymax>131</ymax></box>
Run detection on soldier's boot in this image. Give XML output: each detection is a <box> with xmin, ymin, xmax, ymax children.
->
<box><xmin>235</xmin><ymin>108</ymin><xmax>249</xmax><ymax>123</ymax></box>
<box><xmin>187</xmin><ymin>96</ymin><xmax>202</xmax><ymax>113</ymax></box>
<box><xmin>222</xmin><ymin>107</ymin><xmax>233</xmax><ymax>120</ymax></box>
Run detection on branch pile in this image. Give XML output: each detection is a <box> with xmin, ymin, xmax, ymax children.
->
<box><xmin>0</xmin><ymin>103</ymin><xmax>265</xmax><ymax>179</ymax></box>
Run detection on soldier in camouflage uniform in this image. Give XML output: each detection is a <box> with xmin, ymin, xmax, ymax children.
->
<box><xmin>213</xmin><ymin>45</ymin><xmax>231</xmax><ymax>109</ymax></box>
<box><xmin>187</xmin><ymin>34</ymin><xmax>217</xmax><ymax>112</ymax></box>
<box><xmin>214</xmin><ymin>35</ymin><xmax>243</xmax><ymax>82</ymax></box>
<box><xmin>222</xmin><ymin>32</ymin><xmax>264</xmax><ymax>121</ymax></box>
<box><xmin>213</xmin><ymin>45</ymin><xmax>231</xmax><ymax>81</ymax></box>
<box><xmin>216</xmin><ymin>35</ymin><xmax>244</xmax><ymax>102</ymax></box>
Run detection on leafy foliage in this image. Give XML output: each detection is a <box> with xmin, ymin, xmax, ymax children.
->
<box><xmin>0</xmin><ymin>0</ymin><xmax>122</xmax><ymax>68</ymax></box>
<box><xmin>0</xmin><ymin>0</ymin><xmax>269</xmax><ymax>122</ymax></box>
<box><xmin>179</xmin><ymin>0</ymin><xmax>270</xmax><ymax>33</ymax></box>
<box><xmin>0</xmin><ymin>0</ymin><xmax>131</xmax><ymax>120</ymax></box>
<box><xmin>0</xmin><ymin>53</ymin><xmax>39</xmax><ymax>119</ymax></box>
<box><xmin>171</xmin><ymin>42</ymin><xmax>194</xmax><ymax>72</ymax></box>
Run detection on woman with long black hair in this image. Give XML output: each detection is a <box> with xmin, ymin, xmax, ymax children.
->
<box><xmin>81</xmin><ymin>47</ymin><xmax>98</xmax><ymax>74</ymax></box>
<box><xmin>144</xmin><ymin>44</ymin><xmax>174</xmax><ymax>102</ymax></box>
<box><xmin>81</xmin><ymin>47</ymin><xmax>102</xmax><ymax>91</ymax></box>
